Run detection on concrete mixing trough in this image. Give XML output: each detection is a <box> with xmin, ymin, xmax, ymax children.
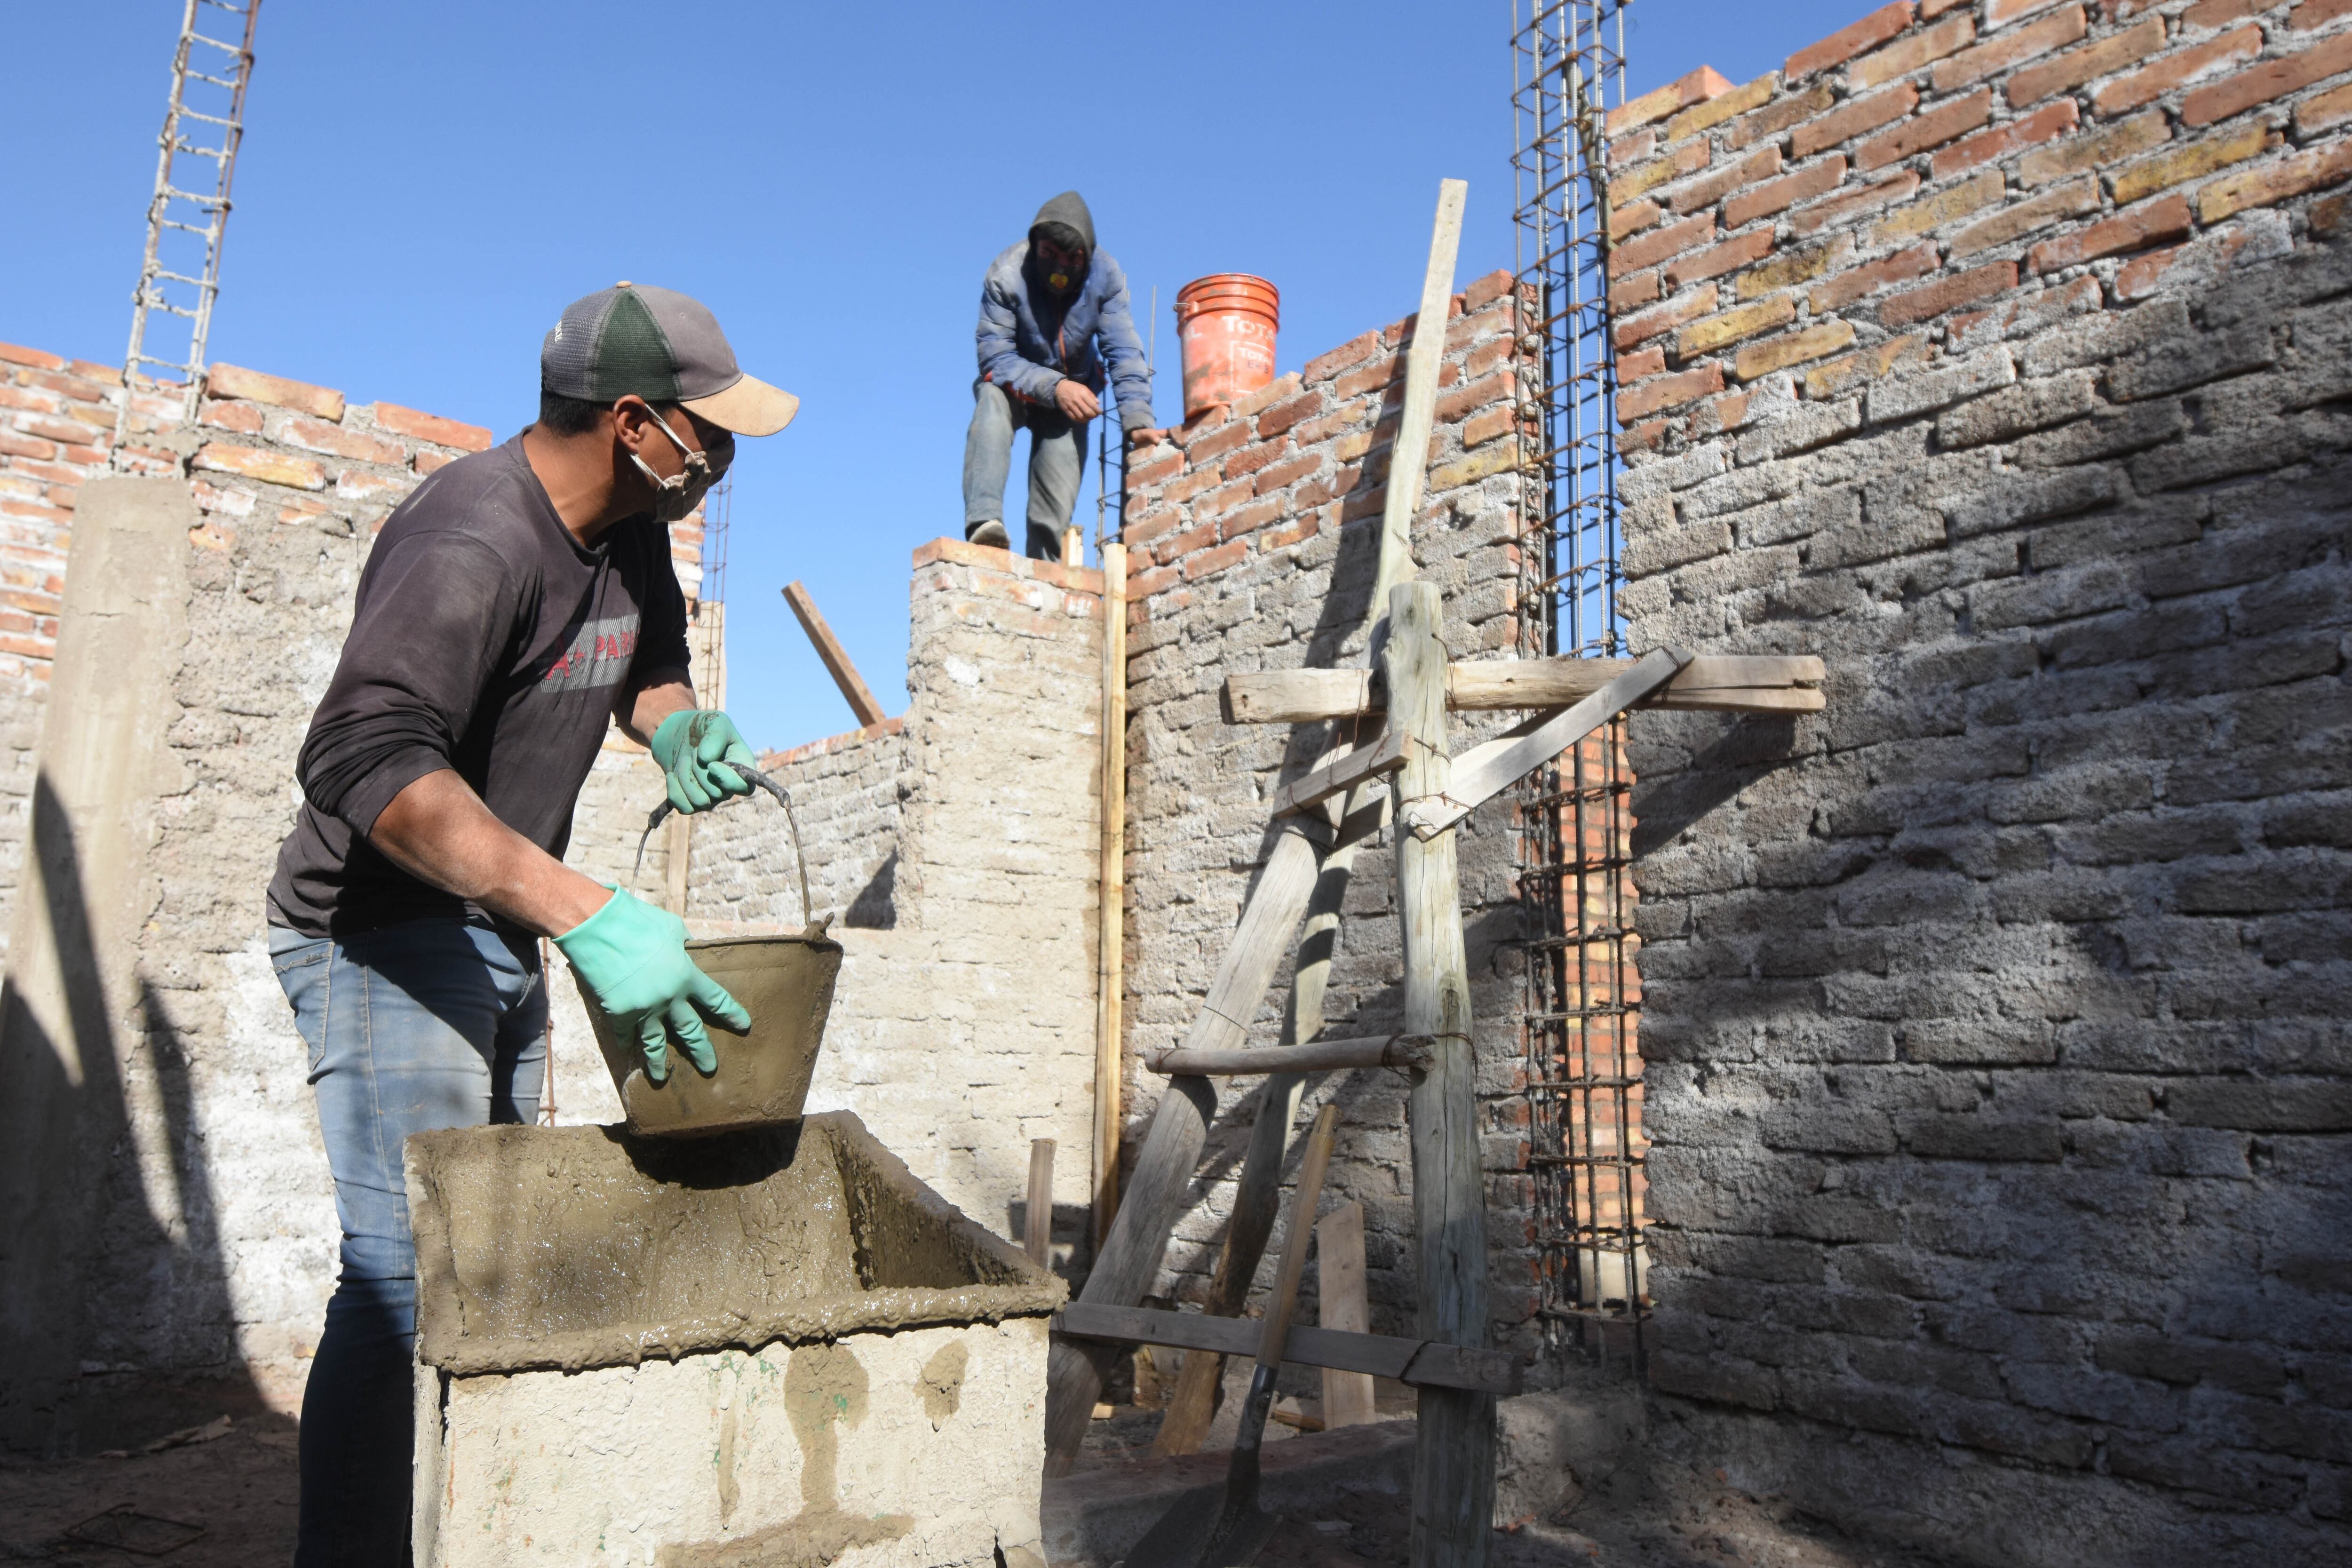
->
<box><xmin>403</xmin><ymin>1112</ymin><xmax>1065</xmax><ymax>1568</ymax></box>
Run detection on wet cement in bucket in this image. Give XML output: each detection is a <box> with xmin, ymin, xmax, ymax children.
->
<box><xmin>579</xmin><ymin>931</ymin><xmax>844</xmax><ymax>1138</ymax></box>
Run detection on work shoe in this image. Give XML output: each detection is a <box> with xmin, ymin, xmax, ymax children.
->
<box><xmin>967</xmin><ymin>520</ymin><xmax>1009</xmax><ymax>549</ymax></box>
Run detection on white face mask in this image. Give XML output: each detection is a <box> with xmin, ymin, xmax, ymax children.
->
<box><xmin>628</xmin><ymin>406</ymin><xmax>732</xmax><ymax>524</ymax></box>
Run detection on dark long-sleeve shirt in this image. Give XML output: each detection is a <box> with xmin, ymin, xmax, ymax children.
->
<box><xmin>266</xmin><ymin>435</ymin><xmax>690</xmax><ymax>937</ymax></box>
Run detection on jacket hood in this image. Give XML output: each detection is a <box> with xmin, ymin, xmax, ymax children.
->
<box><xmin>1029</xmin><ymin>190</ymin><xmax>1097</xmax><ymax>254</ymax></box>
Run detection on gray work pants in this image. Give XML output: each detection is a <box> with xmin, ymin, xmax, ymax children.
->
<box><xmin>963</xmin><ymin>380</ymin><xmax>1088</xmax><ymax>561</ymax></box>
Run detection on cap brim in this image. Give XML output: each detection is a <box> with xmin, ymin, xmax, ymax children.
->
<box><xmin>682</xmin><ymin>373</ymin><xmax>798</xmax><ymax>437</ymax></box>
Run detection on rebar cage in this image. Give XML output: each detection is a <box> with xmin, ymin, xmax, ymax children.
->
<box><xmin>1510</xmin><ymin>0</ymin><xmax>1650</xmax><ymax>1365</ymax></box>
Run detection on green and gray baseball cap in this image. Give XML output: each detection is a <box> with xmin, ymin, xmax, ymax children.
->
<box><xmin>541</xmin><ymin>282</ymin><xmax>798</xmax><ymax>436</ymax></box>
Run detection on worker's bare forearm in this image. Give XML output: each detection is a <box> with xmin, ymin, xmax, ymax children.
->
<box><xmin>368</xmin><ymin>769</ymin><xmax>611</xmax><ymax>937</ymax></box>
<box><xmin>618</xmin><ymin>669</ymin><xmax>696</xmax><ymax>747</ymax></box>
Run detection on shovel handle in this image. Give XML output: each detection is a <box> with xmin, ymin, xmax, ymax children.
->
<box><xmin>1254</xmin><ymin>1103</ymin><xmax>1339</xmax><ymax>1373</ymax></box>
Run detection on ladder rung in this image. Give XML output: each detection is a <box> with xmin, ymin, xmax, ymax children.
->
<box><xmin>137</xmin><ymin>300</ymin><xmax>200</xmax><ymax>319</ymax></box>
<box><xmin>160</xmin><ymin>187</ymin><xmax>228</xmax><ymax>210</ymax></box>
<box><xmin>188</xmin><ymin>31</ymin><xmax>245</xmax><ymax>53</ymax></box>
<box><xmin>158</xmin><ymin>218</ymin><xmax>217</xmax><ymax>236</ymax></box>
<box><xmin>186</xmin><ymin>69</ymin><xmax>241</xmax><ymax>89</ymax></box>
<box><xmin>176</xmin><ymin>107</ymin><xmax>233</xmax><ymax>127</ymax></box>
<box><xmin>147</xmin><ymin>269</ymin><xmax>211</xmax><ymax>288</ymax></box>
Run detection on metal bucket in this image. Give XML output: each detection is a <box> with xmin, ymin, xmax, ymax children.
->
<box><xmin>578</xmin><ymin>931</ymin><xmax>843</xmax><ymax>1138</ymax></box>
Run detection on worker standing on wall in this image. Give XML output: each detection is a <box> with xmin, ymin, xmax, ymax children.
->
<box><xmin>262</xmin><ymin>284</ymin><xmax>796</xmax><ymax>1566</ymax></box>
<box><xmin>964</xmin><ymin>190</ymin><xmax>1161</xmax><ymax>559</ymax></box>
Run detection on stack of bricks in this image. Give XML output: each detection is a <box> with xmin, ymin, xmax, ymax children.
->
<box><xmin>1606</xmin><ymin>0</ymin><xmax>2352</xmax><ymax>455</ymax></box>
<box><xmin>1114</xmin><ymin>273</ymin><xmax>1557</xmax><ymax>1349</ymax></box>
<box><xmin>1612</xmin><ymin>2</ymin><xmax>2352</xmax><ymax>1558</ymax></box>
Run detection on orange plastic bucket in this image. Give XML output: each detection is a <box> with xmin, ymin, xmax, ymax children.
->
<box><xmin>1175</xmin><ymin>273</ymin><xmax>1279</xmax><ymax>420</ymax></box>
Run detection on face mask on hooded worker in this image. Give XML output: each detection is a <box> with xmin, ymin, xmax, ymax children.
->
<box><xmin>628</xmin><ymin>406</ymin><xmax>732</xmax><ymax>524</ymax></box>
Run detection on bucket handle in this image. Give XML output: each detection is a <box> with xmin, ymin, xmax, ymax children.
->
<box><xmin>632</xmin><ymin>764</ymin><xmax>819</xmax><ymax>935</ymax></box>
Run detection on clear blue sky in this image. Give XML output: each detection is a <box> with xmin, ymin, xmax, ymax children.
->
<box><xmin>2</xmin><ymin>0</ymin><xmax>1865</xmax><ymax>755</ymax></box>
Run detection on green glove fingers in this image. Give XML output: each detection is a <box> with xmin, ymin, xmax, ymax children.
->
<box><xmin>664</xmin><ymin>999</ymin><xmax>719</xmax><ymax>1076</ymax></box>
<box><xmin>554</xmin><ymin>886</ymin><xmax>750</xmax><ymax>1084</ymax></box>
<box><xmin>651</xmin><ymin>708</ymin><xmax>757</xmax><ymax>816</ymax></box>
<box><xmin>689</xmin><ymin>965</ymin><xmax>753</xmax><ymax>1035</ymax></box>
<box><xmin>637</xmin><ymin>1009</ymin><xmax>675</xmax><ymax>1085</ymax></box>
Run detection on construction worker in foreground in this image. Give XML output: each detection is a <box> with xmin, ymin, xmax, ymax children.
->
<box><xmin>963</xmin><ymin>189</ymin><xmax>1160</xmax><ymax>560</ymax></box>
<box><xmin>263</xmin><ymin>284</ymin><xmax>794</xmax><ymax>1565</ymax></box>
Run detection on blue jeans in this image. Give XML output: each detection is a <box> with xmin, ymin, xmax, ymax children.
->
<box><xmin>963</xmin><ymin>380</ymin><xmax>1089</xmax><ymax>560</ymax></box>
<box><xmin>270</xmin><ymin>919</ymin><xmax>547</xmax><ymax>1568</ymax></box>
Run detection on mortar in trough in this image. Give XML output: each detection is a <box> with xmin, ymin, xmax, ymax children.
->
<box><xmin>404</xmin><ymin>1112</ymin><xmax>1065</xmax><ymax>1568</ymax></box>
<box><xmin>579</xmin><ymin>930</ymin><xmax>843</xmax><ymax>1137</ymax></box>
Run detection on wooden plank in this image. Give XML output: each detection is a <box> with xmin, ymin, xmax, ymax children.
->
<box><xmin>1224</xmin><ymin>654</ymin><xmax>1824</xmax><ymax>724</ymax></box>
<box><xmin>1268</xmin><ymin>728</ymin><xmax>1405</xmax><ymax>817</ymax></box>
<box><xmin>1226</xmin><ymin>667</ymin><xmax>1373</xmax><ymax>724</ymax></box>
<box><xmin>1061</xmin><ymin>526</ymin><xmax>1081</xmax><ymax>568</ymax></box>
<box><xmin>1043</xmin><ymin>821</ymin><xmax>1327</xmax><ymax>1473</ymax></box>
<box><xmin>782</xmin><ymin>580</ymin><xmax>887</xmax><ymax>728</ymax></box>
<box><xmin>1386</xmin><ymin>582</ymin><xmax>1496</xmax><ymax>1565</ymax></box>
<box><xmin>1372</xmin><ymin>179</ymin><xmax>1468</xmax><ymax>632</ymax></box>
<box><xmin>1094</xmin><ymin>541</ymin><xmax>1128</xmax><ymax>1245</ymax></box>
<box><xmin>1397</xmin><ymin>647</ymin><xmax>1692</xmax><ymax>843</ymax></box>
<box><xmin>1054</xmin><ymin>1303</ymin><xmax>1522</xmax><ymax>1397</ymax></box>
<box><xmin>1147</xmin><ymin>1033</ymin><xmax>1433</xmax><ymax>1077</ymax></box>
<box><xmin>1025</xmin><ymin>1138</ymin><xmax>1056</xmax><ymax>1267</ymax></box>
<box><xmin>1318</xmin><ymin>1202</ymin><xmax>1377</xmax><ymax>1430</ymax></box>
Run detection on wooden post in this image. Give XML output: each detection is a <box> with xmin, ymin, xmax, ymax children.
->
<box><xmin>1026</xmin><ymin>1138</ymin><xmax>1056</xmax><ymax>1267</ymax></box>
<box><xmin>1063</xmin><ymin>526</ymin><xmax>1083</xmax><ymax>568</ymax></box>
<box><xmin>782</xmin><ymin>580</ymin><xmax>888</xmax><ymax>727</ymax></box>
<box><xmin>1094</xmin><ymin>542</ymin><xmax>1127</xmax><ymax>1246</ymax></box>
<box><xmin>1386</xmin><ymin>580</ymin><xmax>1494</xmax><ymax>1567</ymax></box>
<box><xmin>1138</xmin><ymin>178</ymin><xmax>1469</xmax><ymax>1462</ymax></box>
<box><xmin>1045</xmin><ymin>179</ymin><xmax>1469</xmax><ymax>1474</ymax></box>
<box><xmin>1318</xmin><ymin>1201</ymin><xmax>1377</xmax><ymax>1430</ymax></box>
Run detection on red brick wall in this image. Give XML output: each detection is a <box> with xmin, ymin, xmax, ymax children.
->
<box><xmin>1605</xmin><ymin>0</ymin><xmax>2352</xmax><ymax>453</ymax></box>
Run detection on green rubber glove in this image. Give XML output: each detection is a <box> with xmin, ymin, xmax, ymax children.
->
<box><xmin>554</xmin><ymin>886</ymin><xmax>750</xmax><ymax>1084</ymax></box>
<box><xmin>649</xmin><ymin>708</ymin><xmax>758</xmax><ymax>815</ymax></box>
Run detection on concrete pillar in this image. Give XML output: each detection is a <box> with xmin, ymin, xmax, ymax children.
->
<box><xmin>0</xmin><ymin>476</ymin><xmax>193</xmax><ymax>1453</ymax></box>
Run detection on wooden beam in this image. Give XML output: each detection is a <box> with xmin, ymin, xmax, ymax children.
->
<box><xmin>782</xmin><ymin>581</ymin><xmax>887</xmax><ymax>728</ymax></box>
<box><xmin>1372</xmin><ymin>179</ymin><xmax>1468</xmax><ymax>637</ymax></box>
<box><xmin>1053</xmin><ymin>181</ymin><xmax>1466</xmax><ymax>1471</ymax></box>
<box><xmin>1025</xmin><ymin>1139</ymin><xmax>1055</xmax><ymax>1266</ymax></box>
<box><xmin>1147</xmin><ymin>1033</ymin><xmax>1434</xmax><ymax>1077</ymax></box>
<box><xmin>1318</xmin><ymin>1202</ymin><xmax>1378</xmax><ymax>1430</ymax></box>
<box><xmin>1094</xmin><ymin>541</ymin><xmax>1128</xmax><ymax>1246</ymax></box>
<box><xmin>1268</xmin><ymin>728</ymin><xmax>1406</xmax><ymax>817</ymax></box>
<box><xmin>1397</xmin><ymin>647</ymin><xmax>1692</xmax><ymax>843</ymax></box>
<box><xmin>1387</xmin><ymin>582</ymin><xmax>1495</xmax><ymax>1565</ymax></box>
<box><xmin>1224</xmin><ymin>653</ymin><xmax>1826</xmax><ymax>724</ymax></box>
<box><xmin>1055</xmin><ymin>1303</ymin><xmax>1522</xmax><ymax>1397</ymax></box>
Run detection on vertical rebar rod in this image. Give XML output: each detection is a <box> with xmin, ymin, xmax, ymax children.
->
<box><xmin>1510</xmin><ymin>0</ymin><xmax>1646</xmax><ymax>1368</ymax></box>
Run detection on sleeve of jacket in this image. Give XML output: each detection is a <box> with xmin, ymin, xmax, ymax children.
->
<box><xmin>1094</xmin><ymin>256</ymin><xmax>1156</xmax><ymax>431</ymax></box>
<box><xmin>294</xmin><ymin>530</ymin><xmax>520</xmax><ymax>839</ymax></box>
<box><xmin>975</xmin><ymin>260</ymin><xmax>1063</xmax><ymax>404</ymax></box>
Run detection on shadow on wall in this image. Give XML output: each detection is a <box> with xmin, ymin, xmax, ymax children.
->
<box><xmin>1624</xmin><ymin>260</ymin><xmax>2352</xmax><ymax>1560</ymax></box>
<box><xmin>0</xmin><ymin>773</ymin><xmax>282</xmax><ymax>1457</ymax></box>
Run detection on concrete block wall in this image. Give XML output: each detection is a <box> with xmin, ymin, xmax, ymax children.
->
<box><xmin>679</xmin><ymin>541</ymin><xmax>1108</xmax><ymax>1244</ymax></box>
<box><xmin>0</xmin><ymin>346</ymin><xmax>712</xmax><ymax>1449</ymax></box>
<box><xmin>1113</xmin><ymin>273</ymin><xmax>1551</xmax><ymax>1352</ymax></box>
<box><xmin>1609</xmin><ymin>3</ymin><xmax>2352</xmax><ymax>1560</ymax></box>
<box><xmin>0</xmin><ymin>348</ymin><xmax>182</xmax><ymax>962</ymax></box>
